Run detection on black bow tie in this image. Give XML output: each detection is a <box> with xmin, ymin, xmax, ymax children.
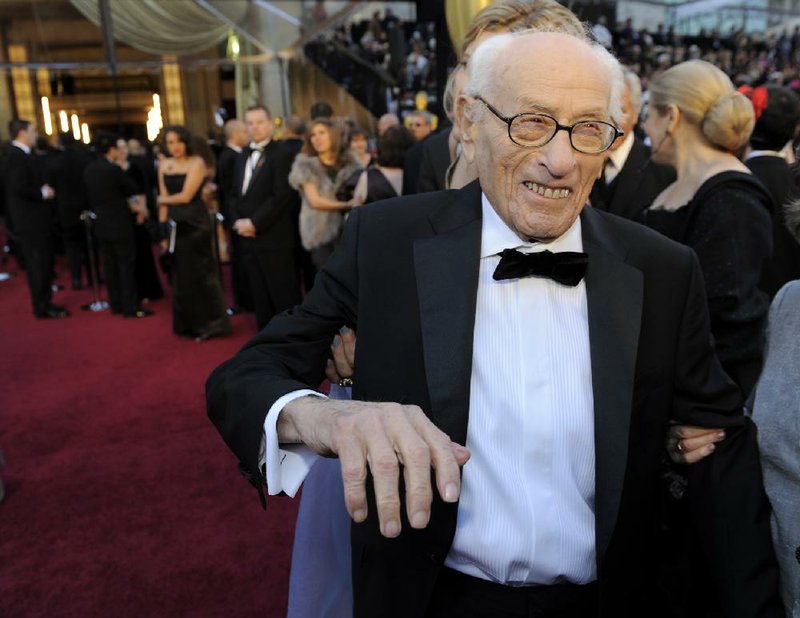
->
<box><xmin>493</xmin><ymin>248</ymin><xmax>588</xmax><ymax>286</ymax></box>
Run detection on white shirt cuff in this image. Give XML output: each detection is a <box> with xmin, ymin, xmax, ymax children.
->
<box><xmin>261</xmin><ymin>389</ymin><xmax>325</xmax><ymax>497</ymax></box>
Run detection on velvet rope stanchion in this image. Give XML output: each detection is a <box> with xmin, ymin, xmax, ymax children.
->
<box><xmin>212</xmin><ymin>211</ymin><xmax>225</xmax><ymax>292</ymax></box>
<box><xmin>79</xmin><ymin>210</ymin><xmax>109</xmax><ymax>313</ymax></box>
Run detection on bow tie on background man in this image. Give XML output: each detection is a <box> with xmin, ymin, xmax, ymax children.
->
<box><xmin>493</xmin><ymin>248</ymin><xmax>588</xmax><ymax>286</ymax></box>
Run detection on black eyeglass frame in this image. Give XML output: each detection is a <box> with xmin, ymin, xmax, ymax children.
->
<box><xmin>474</xmin><ymin>95</ymin><xmax>624</xmax><ymax>154</ymax></box>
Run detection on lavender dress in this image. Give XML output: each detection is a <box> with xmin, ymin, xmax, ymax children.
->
<box><xmin>287</xmin><ymin>384</ymin><xmax>353</xmax><ymax>618</ymax></box>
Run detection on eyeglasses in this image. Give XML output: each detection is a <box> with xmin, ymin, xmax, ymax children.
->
<box><xmin>474</xmin><ymin>96</ymin><xmax>623</xmax><ymax>154</ymax></box>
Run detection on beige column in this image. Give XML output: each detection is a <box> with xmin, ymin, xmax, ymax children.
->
<box><xmin>162</xmin><ymin>56</ymin><xmax>185</xmax><ymax>126</ymax></box>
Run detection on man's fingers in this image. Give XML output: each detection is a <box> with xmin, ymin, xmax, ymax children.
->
<box><xmin>337</xmin><ymin>435</ymin><xmax>369</xmax><ymax>524</ymax></box>
<box><xmin>331</xmin><ymin>335</ymin><xmax>354</xmax><ymax>379</ymax></box>
<box><xmin>407</xmin><ymin>409</ymin><xmax>465</xmax><ymax>504</ymax></box>
<box><xmin>669</xmin><ymin>424</ymin><xmax>724</xmax><ymax>440</ymax></box>
<box><xmin>362</xmin><ymin>416</ymin><xmax>403</xmax><ymax>538</ymax></box>
<box><xmin>386</xmin><ymin>413</ymin><xmax>433</xmax><ymax>529</ymax></box>
<box><xmin>683</xmin><ymin>443</ymin><xmax>716</xmax><ymax>464</ymax></box>
<box><xmin>340</xmin><ymin>327</ymin><xmax>356</xmax><ymax>367</ymax></box>
<box><xmin>325</xmin><ymin>358</ymin><xmax>342</xmax><ymax>383</ymax></box>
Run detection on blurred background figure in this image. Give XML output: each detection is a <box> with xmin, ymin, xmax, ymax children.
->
<box><xmin>353</xmin><ymin>124</ymin><xmax>414</xmax><ymax>205</ymax></box>
<box><xmin>288</xmin><ymin>117</ymin><xmax>362</xmax><ymax>270</ymax></box>
<box><xmin>4</xmin><ymin>119</ymin><xmax>65</xmax><ymax>319</ymax></box>
<box><xmin>48</xmin><ymin>132</ymin><xmax>92</xmax><ymax>290</ymax></box>
<box><xmin>348</xmin><ymin>126</ymin><xmax>372</xmax><ymax>168</ymax></box>
<box><xmin>83</xmin><ymin>132</ymin><xmax>151</xmax><ymax>319</ymax></box>
<box><xmin>115</xmin><ymin>137</ymin><xmax>163</xmax><ymax>304</ymax></box>
<box><xmin>740</xmin><ymin>85</ymin><xmax>800</xmax><ymax>298</ymax></box>
<box><xmin>157</xmin><ymin>126</ymin><xmax>230</xmax><ymax>341</ymax></box>
<box><xmin>215</xmin><ymin>119</ymin><xmax>252</xmax><ymax>315</ymax></box>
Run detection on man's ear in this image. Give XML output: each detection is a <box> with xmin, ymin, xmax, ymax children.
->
<box><xmin>456</xmin><ymin>94</ymin><xmax>476</xmax><ymax>163</ymax></box>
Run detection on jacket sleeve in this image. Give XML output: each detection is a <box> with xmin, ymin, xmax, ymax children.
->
<box><xmin>206</xmin><ymin>206</ymin><xmax>361</xmax><ymax>492</ymax></box>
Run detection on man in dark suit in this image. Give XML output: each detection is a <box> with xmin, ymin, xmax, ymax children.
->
<box><xmin>230</xmin><ymin>104</ymin><xmax>300</xmax><ymax>330</ymax></box>
<box><xmin>215</xmin><ymin>119</ymin><xmax>252</xmax><ymax>313</ymax></box>
<box><xmin>589</xmin><ymin>70</ymin><xmax>675</xmax><ymax>221</ymax></box>
<box><xmin>48</xmin><ymin>133</ymin><xmax>93</xmax><ymax>289</ymax></box>
<box><xmin>83</xmin><ymin>133</ymin><xmax>152</xmax><ymax>319</ymax></box>
<box><xmin>4</xmin><ymin>119</ymin><xmax>67</xmax><ymax>318</ymax></box>
<box><xmin>207</xmin><ymin>32</ymin><xmax>780</xmax><ymax>617</ymax></box>
<box><xmin>416</xmin><ymin>126</ymin><xmax>451</xmax><ymax>193</ymax></box>
<box><xmin>402</xmin><ymin>110</ymin><xmax>434</xmax><ymax>195</ymax></box>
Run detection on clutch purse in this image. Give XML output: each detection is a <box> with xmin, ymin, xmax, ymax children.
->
<box><xmin>158</xmin><ymin>220</ymin><xmax>177</xmax><ymax>277</ymax></box>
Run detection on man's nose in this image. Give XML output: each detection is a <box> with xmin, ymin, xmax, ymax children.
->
<box><xmin>540</xmin><ymin>129</ymin><xmax>577</xmax><ymax>177</ymax></box>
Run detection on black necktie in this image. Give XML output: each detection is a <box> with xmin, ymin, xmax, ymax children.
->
<box><xmin>493</xmin><ymin>248</ymin><xmax>588</xmax><ymax>286</ymax></box>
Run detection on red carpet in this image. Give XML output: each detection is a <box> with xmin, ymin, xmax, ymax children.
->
<box><xmin>0</xmin><ymin>261</ymin><xmax>298</xmax><ymax>617</ymax></box>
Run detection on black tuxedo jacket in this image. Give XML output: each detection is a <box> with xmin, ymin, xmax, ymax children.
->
<box><xmin>230</xmin><ymin>140</ymin><xmax>296</xmax><ymax>251</ymax></box>
<box><xmin>215</xmin><ymin>145</ymin><xmax>240</xmax><ymax>223</ymax></box>
<box><xmin>590</xmin><ymin>137</ymin><xmax>676</xmax><ymax>221</ymax></box>
<box><xmin>207</xmin><ymin>182</ymin><xmax>780</xmax><ymax>617</ymax></box>
<box><xmin>83</xmin><ymin>157</ymin><xmax>140</xmax><ymax>241</ymax></box>
<box><xmin>416</xmin><ymin>127</ymin><xmax>451</xmax><ymax>193</ymax></box>
<box><xmin>4</xmin><ymin>145</ymin><xmax>53</xmax><ymax>237</ymax></box>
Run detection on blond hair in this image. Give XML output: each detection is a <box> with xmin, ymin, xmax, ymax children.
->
<box><xmin>648</xmin><ymin>60</ymin><xmax>754</xmax><ymax>152</ymax></box>
<box><xmin>459</xmin><ymin>0</ymin><xmax>586</xmax><ymax>58</ymax></box>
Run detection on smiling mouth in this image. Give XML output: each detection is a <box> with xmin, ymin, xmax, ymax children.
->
<box><xmin>522</xmin><ymin>181</ymin><xmax>571</xmax><ymax>199</ymax></box>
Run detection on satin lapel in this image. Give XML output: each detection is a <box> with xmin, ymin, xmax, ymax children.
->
<box><xmin>581</xmin><ymin>207</ymin><xmax>643</xmax><ymax>567</ymax></box>
<box><xmin>413</xmin><ymin>181</ymin><xmax>482</xmax><ymax>445</ymax></box>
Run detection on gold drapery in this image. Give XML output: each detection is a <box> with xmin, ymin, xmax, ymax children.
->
<box><xmin>70</xmin><ymin>0</ymin><xmax>247</xmax><ymax>56</ymax></box>
<box><xmin>445</xmin><ymin>0</ymin><xmax>493</xmax><ymax>56</ymax></box>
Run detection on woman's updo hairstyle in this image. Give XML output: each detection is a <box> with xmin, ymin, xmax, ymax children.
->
<box><xmin>648</xmin><ymin>60</ymin><xmax>754</xmax><ymax>152</ymax></box>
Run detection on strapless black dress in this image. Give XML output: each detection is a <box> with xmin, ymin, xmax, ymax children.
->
<box><xmin>163</xmin><ymin>174</ymin><xmax>231</xmax><ymax>339</ymax></box>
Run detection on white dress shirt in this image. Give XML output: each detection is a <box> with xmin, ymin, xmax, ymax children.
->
<box><xmin>444</xmin><ymin>194</ymin><xmax>596</xmax><ymax>585</ymax></box>
<box><xmin>241</xmin><ymin>139</ymin><xmax>270</xmax><ymax>194</ymax></box>
<box><xmin>604</xmin><ymin>133</ymin><xmax>634</xmax><ymax>185</ymax></box>
<box><xmin>261</xmin><ymin>193</ymin><xmax>597</xmax><ymax>585</ymax></box>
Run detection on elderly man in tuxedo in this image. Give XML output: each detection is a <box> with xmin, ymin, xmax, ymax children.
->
<box><xmin>208</xmin><ymin>31</ymin><xmax>780</xmax><ymax>618</ymax></box>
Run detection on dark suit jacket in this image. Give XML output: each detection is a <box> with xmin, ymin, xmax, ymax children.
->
<box><xmin>4</xmin><ymin>145</ymin><xmax>53</xmax><ymax>237</ymax></box>
<box><xmin>83</xmin><ymin>157</ymin><xmax>140</xmax><ymax>241</ymax></box>
<box><xmin>402</xmin><ymin>134</ymin><xmax>433</xmax><ymax>195</ymax></box>
<box><xmin>746</xmin><ymin>155</ymin><xmax>800</xmax><ymax>297</ymax></box>
<box><xmin>590</xmin><ymin>138</ymin><xmax>675</xmax><ymax>221</ymax></box>
<box><xmin>416</xmin><ymin>127</ymin><xmax>451</xmax><ymax>193</ymax></box>
<box><xmin>215</xmin><ymin>145</ymin><xmax>240</xmax><ymax>224</ymax></box>
<box><xmin>207</xmin><ymin>182</ymin><xmax>781</xmax><ymax>617</ymax></box>
<box><xmin>230</xmin><ymin>140</ymin><xmax>297</xmax><ymax>251</ymax></box>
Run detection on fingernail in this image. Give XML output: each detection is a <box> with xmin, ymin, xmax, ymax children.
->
<box><xmin>332</xmin><ymin>336</ymin><xmax>341</xmax><ymax>348</ymax></box>
<box><xmin>705</xmin><ymin>444</ymin><xmax>716</xmax><ymax>455</ymax></box>
<box><xmin>353</xmin><ymin>509</ymin><xmax>366</xmax><ymax>522</ymax></box>
<box><xmin>715</xmin><ymin>432</ymin><xmax>725</xmax><ymax>440</ymax></box>
<box><xmin>340</xmin><ymin>326</ymin><xmax>350</xmax><ymax>334</ymax></box>
<box><xmin>411</xmin><ymin>511</ymin><xmax>429</xmax><ymax>528</ymax></box>
<box><xmin>384</xmin><ymin>520</ymin><xmax>400</xmax><ymax>537</ymax></box>
<box><xmin>444</xmin><ymin>483</ymin><xmax>458</xmax><ymax>502</ymax></box>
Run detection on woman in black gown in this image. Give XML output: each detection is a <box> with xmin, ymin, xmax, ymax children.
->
<box><xmin>641</xmin><ymin>60</ymin><xmax>773</xmax><ymax>398</ymax></box>
<box><xmin>157</xmin><ymin>126</ymin><xmax>230</xmax><ymax>341</ymax></box>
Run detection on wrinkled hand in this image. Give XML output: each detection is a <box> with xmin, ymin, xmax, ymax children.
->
<box><xmin>326</xmin><ymin>327</ymin><xmax>356</xmax><ymax>384</ymax></box>
<box><xmin>280</xmin><ymin>396</ymin><xmax>470</xmax><ymax>538</ymax></box>
<box><xmin>233</xmin><ymin>218</ymin><xmax>256</xmax><ymax>238</ymax></box>
<box><xmin>666</xmin><ymin>423</ymin><xmax>725</xmax><ymax>464</ymax></box>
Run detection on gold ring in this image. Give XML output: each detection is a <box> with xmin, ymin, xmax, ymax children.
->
<box><xmin>676</xmin><ymin>439</ymin><xmax>684</xmax><ymax>453</ymax></box>
<box><xmin>337</xmin><ymin>377</ymin><xmax>354</xmax><ymax>388</ymax></box>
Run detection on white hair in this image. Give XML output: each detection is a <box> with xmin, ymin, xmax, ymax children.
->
<box><xmin>623</xmin><ymin>68</ymin><xmax>643</xmax><ymax>116</ymax></box>
<box><xmin>465</xmin><ymin>30</ymin><xmax>625</xmax><ymax>126</ymax></box>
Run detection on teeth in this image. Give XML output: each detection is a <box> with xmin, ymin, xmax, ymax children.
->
<box><xmin>524</xmin><ymin>182</ymin><xmax>570</xmax><ymax>198</ymax></box>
